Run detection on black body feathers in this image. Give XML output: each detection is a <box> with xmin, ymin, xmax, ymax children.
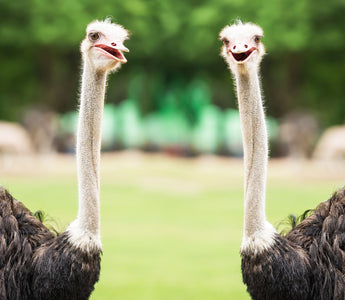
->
<box><xmin>242</xmin><ymin>188</ymin><xmax>345</xmax><ymax>300</ymax></box>
<box><xmin>0</xmin><ymin>188</ymin><xmax>101</xmax><ymax>300</ymax></box>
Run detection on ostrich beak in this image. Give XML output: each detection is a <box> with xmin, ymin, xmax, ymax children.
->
<box><xmin>115</xmin><ymin>42</ymin><xmax>129</xmax><ymax>53</ymax></box>
<box><xmin>230</xmin><ymin>47</ymin><xmax>257</xmax><ymax>63</ymax></box>
<box><xmin>94</xmin><ymin>42</ymin><xmax>129</xmax><ymax>63</ymax></box>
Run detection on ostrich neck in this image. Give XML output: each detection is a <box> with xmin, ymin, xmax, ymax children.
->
<box><xmin>235</xmin><ymin>66</ymin><xmax>274</xmax><ymax>247</ymax></box>
<box><xmin>75</xmin><ymin>59</ymin><xmax>106</xmax><ymax>240</ymax></box>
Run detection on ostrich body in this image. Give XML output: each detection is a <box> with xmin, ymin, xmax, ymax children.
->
<box><xmin>0</xmin><ymin>19</ymin><xmax>129</xmax><ymax>299</ymax></box>
<box><xmin>220</xmin><ymin>21</ymin><xmax>345</xmax><ymax>300</ymax></box>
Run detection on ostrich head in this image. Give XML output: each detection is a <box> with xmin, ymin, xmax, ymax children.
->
<box><xmin>220</xmin><ymin>21</ymin><xmax>265</xmax><ymax>73</ymax></box>
<box><xmin>81</xmin><ymin>19</ymin><xmax>129</xmax><ymax>72</ymax></box>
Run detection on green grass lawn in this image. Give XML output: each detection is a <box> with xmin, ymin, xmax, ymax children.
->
<box><xmin>1</xmin><ymin>153</ymin><xmax>344</xmax><ymax>299</ymax></box>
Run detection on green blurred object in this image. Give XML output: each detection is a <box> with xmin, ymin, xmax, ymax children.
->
<box><xmin>183</xmin><ymin>78</ymin><xmax>212</xmax><ymax>125</ymax></box>
<box><xmin>117</xmin><ymin>99</ymin><xmax>143</xmax><ymax>149</ymax></box>
<box><xmin>59</xmin><ymin>111</ymin><xmax>78</xmax><ymax>135</ymax></box>
<box><xmin>222</xmin><ymin>109</ymin><xmax>242</xmax><ymax>156</ymax></box>
<box><xmin>143</xmin><ymin>89</ymin><xmax>191</xmax><ymax>153</ymax></box>
<box><xmin>59</xmin><ymin>100</ymin><xmax>280</xmax><ymax>156</ymax></box>
<box><xmin>192</xmin><ymin>105</ymin><xmax>222</xmax><ymax>154</ymax></box>
<box><xmin>144</xmin><ymin>109</ymin><xmax>191</xmax><ymax>151</ymax></box>
<box><xmin>102</xmin><ymin>104</ymin><xmax>119</xmax><ymax>150</ymax></box>
<box><xmin>266</xmin><ymin>116</ymin><xmax>279</xmax><ymax>141</ymax></box>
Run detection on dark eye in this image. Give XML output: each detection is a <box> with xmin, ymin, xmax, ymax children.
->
<box><xmin>221</xmin><ymin>37</ymin><xmax>230</xmax><ymax>46</ymax></box>
<box><xmin>254</xmin><ymin>35</ymin><xmax>262</xmax><ymax>43</ymax></box>
<box><xmin>88</xmin><ymin>32</ymin><xmax>100</xmax><ymax>42</ymax></box>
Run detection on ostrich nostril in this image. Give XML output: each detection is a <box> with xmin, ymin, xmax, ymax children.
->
<box><xmin>244</xmin><ymin>44</ymin><xmax>248</xmax><ymax>48</ymax></box>
<box><xmin>111</xmin><ymin>42</ymin><xmax>117</xmax><ymax>46</ymax></box>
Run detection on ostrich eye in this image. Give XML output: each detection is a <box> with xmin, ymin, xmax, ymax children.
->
<box><xmin>221</xmin><ymin>38</ymin><xmax>230</xmax><ymax>46</ymax></box>
<box><xmin>88</xmin><ymin>32</ymin><xmax>100</xmax><ymax>42</ymax></box>
<box><xmin>254</xmin><ymin>35</ymin><xmax>262</xmax><ymax>43</ymax></box>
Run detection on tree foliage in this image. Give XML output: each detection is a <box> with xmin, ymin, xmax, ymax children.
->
<box><xmin>0</xmin><ymin>0</ymin><xmax>344</xmax><ymax>125</ymax></box>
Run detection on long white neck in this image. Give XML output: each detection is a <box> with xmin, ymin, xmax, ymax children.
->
<box><xmin>67</xmin><ymin>57</ymin><xmax>106</xmax><ymax>251</ymax></box>
<box><xmin>234</xmin><ymin>65</ymin><xmax>276</xmax><ymax>253</ymax></box>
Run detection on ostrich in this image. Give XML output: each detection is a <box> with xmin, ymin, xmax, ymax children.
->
<box><xmin>220</xmin><ymin>21</ymin><xmax>345</xmax><ymax>299</ymax></box>
<box><xmin>0</xmin><ymin>19</ymin><xmax>129</xmax><ymax>299</ymax></box>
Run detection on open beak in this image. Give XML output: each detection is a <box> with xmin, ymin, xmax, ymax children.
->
<box><xmin>94</xmin><ymin>43</ymin><xmax>129</xmax><ymax>63</ymax></box>
<box><xmin>229</xmin><ymin>47</ymin><xmax>257</xmax><ymax>63</ymax></box>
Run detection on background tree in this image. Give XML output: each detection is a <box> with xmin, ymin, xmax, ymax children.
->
<box><xmin>0</xmin><ymin>0</ymin><xmax>344</xmax><ymax>126</ymax></box>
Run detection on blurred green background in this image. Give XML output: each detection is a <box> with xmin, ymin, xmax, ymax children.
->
<box><xmin>1</xmin><ymin>0</ymin><xmax>345</xmax><ymax>130</ymax></box>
